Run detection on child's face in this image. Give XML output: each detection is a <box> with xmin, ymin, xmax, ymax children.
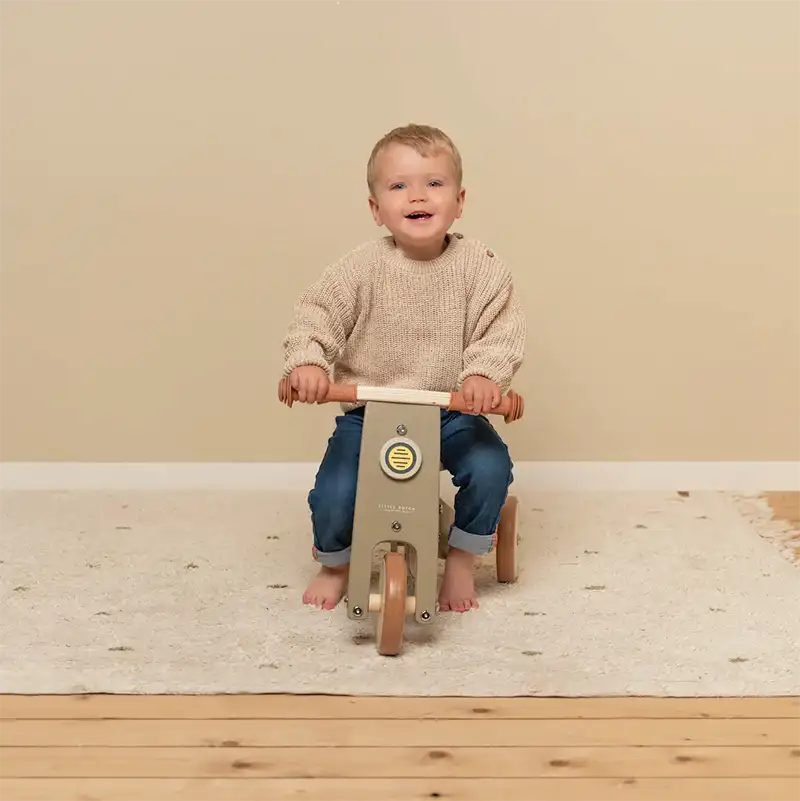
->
<box><xmin>368</xmin><ymin>143</ymin><xmax>465</xmax><ymax>258</ymax></box>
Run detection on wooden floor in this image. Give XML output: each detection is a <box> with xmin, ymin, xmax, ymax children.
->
<box><xmin>763</xmin><ymin>491</ymin><xmax>800</xmax><ymax>561</ymax></box>
<box><xmin>1</xmin><ymin>695</ymin><xmax>798</xmax><ymax>800</ymax></box>
<box><xmin>1</xmin><ymin>493</ymin><xmax>798</xmax><ymax>801</ymax></box>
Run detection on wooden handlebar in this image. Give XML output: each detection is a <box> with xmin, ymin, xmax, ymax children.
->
<box><xmin>447</xmin><ymin>389</ymin><xmax>525</xmax><ymax>423</ymax></box>
<box><xmin>277</xmin><ymin>377</ymin><xmax>524</xmax><ymax>423</ymax></box>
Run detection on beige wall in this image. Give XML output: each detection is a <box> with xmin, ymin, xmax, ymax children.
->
<box><xmin>1</xmin><ymin>0</ymin><xmax>797</xmax><ymax>463</ymax></box>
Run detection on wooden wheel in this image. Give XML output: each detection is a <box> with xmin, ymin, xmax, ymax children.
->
<box><xmin>376</xmin><ymin>551</ymin><xmax>407</xmax><ymax>656</ymax></box>
<box><xmin>495</xmin><ymin>494</ymin><xmax>519</xmax><ymax>583</ymax></box>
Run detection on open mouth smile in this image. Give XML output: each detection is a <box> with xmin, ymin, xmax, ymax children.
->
<box><xmin>405</xmin><ymin>212</ymin><xmax>433</xmax><ymax>221</ymax></box>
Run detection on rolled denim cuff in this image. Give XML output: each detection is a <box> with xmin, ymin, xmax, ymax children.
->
<box><xmin>311</xmin><ymin>545</ymin><xmax>351</xmax><ymax>567</ymax></box>
<box><xmin>448</xmin><ymin>525</ymin><xmax>496</xmax><ymax>556</ymax></box>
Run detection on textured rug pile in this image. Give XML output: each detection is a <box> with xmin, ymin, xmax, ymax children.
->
<box><xmin>1</xmin><ymin>488</ymin><xmax>797</xmax><ymax>696</ymax></box>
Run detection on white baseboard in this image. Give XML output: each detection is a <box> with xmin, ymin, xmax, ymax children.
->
<box><xmin>0</xmin><ymin>461</ymin><xmax>797</xmax><ymax>491</ymax></box>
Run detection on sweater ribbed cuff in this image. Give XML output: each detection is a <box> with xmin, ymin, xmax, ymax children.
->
<box><xmin>458</xmin><ymin>366</ymin><xmax>512</xmax><ymax>393</ymax></box>
<box><xmin>282</xmin><ymin>351</ymin><xmax>331</xmax><ymax>378</ymax></box>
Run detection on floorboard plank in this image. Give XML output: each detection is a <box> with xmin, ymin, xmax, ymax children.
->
<box><xmin>3</xmin><ymin>777</ymin><xmax>798</xmax><ymax>801</ymax></box>
<box><xmin>2</xmin><ymin>745</ymin><xmax>798</xmax><ymax>779</ymax></box>
<box><xmin>2</xmin><ymin>694</ymin><xmax>797</xmax><ymax>720</ymax></box>
<box><xmin>2</xmin><ymin>718</ymin><xmax>797</xmax><ymax>748</ymax></box>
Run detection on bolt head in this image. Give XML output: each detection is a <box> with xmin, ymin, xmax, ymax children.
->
<box><xmin>396</xmin><ymin>424</ymin><xmax>407</xmax><ymax>435</ymax></box>
<box><xmin>353</xmin><ymin>606</ymin><xmax>362</xmax><ymax>617</ymax></box>
<box><xmin>421</xmin><ymin>610</ymin><xmax>430</xmax><ymax>620</ymax></box>
<box><xmin>391</xmin><ymin>521</ymin><xmax>402</xmax><ymax>531</ymax></box>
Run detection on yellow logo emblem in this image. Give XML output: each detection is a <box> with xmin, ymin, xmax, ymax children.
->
<box><xmin>386</xmin><ymin>444</ymin><xmax>415</xmax><ymax>473</ymax></box>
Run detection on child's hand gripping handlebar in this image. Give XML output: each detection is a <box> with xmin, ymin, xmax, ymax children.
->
<box><xmin>277</xmin><ymin>377</ymin><xmax>524</xmax><ymax>423</ymax></box>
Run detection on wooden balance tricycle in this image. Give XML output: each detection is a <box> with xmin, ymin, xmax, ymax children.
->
<box><xmin>278</xmin><ymin>378</ymin><xmax>525</xmax><ymax>655</ymax></box>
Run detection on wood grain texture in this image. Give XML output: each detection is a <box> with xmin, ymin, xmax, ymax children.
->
<box><xmin>2</xmin><ymin>777</ymin><xmax>798</xmax><ymax>801</ymax></box>
<box><xmin>763</xmin><ymin>493</ymin><xmax>800</xmax><ymax>529</ymax></box>
<box><xmin>1</xmin><ymin>696</ymin><xmax>798</xmax><ymax>801</ymax></box>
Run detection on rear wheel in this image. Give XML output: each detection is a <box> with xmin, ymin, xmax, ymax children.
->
<box><xmin>495</xmin><ymin>495</ymin><xmax>519</xmax><ymax>583</ymax></box>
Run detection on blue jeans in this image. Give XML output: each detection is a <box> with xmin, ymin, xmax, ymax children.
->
<box><xmin>308</xmin><ymin>407</ymin><xmax>514</xmax><ymax>566</ymax></box>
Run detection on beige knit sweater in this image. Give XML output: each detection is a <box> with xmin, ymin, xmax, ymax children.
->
<box><xmin>282</xmin><ymin>232</ymin><xmax>526</xmax><ymax>401</ymax></box>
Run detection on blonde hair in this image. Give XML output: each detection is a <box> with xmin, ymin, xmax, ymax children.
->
<box><xmin>367</xmin><ymin>123</ymin><xmax>463</xmax><ymax>195</ymax></box>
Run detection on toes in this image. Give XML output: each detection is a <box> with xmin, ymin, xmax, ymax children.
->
<box><xmin>438</xmin><ymin>597</ymin><xmax>478</xmax><ymax>612</ymax></box>
<box><xmin>437</xmin><ymin>591</ymin><xmax>482</xmax><ymax>612</ymax></box>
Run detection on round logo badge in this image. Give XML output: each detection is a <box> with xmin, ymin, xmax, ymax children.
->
<box><xmin>380</xmin><ymin>437</ymin><xmax>422</xmax><ymax>480</ymax></box>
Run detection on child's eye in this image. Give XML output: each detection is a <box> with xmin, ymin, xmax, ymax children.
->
<box><xmin>390</xmin><ymin>183</ymin><xmax>405</xmax><ymax>190</ymax></box>
<box><xmin>428</xmin><ymin>180</ymin><xmax>443</xmax><ymax>187</ymax></box>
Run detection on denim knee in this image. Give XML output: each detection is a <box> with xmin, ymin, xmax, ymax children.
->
<box><xmin>449</xmin><ymin>436</ymin><xmax>514</xmax><ymax>554</ymax></box>
<box><xmin>306</xmin><ymin>410</ymin><xmax>363</xmax><ymax>567</ymax></box>
<box><xmin>308</xmin><ymin>469</ymin><xmax>357</xmax><ymax>566</ymax></box>
<box><xmin>465</xmin><ymin>443</ymin><xmax>514</xmax><ymax>501</ymax></box>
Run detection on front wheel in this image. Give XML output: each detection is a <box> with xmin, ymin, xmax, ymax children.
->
<box><xmin>376</xmin><ymin>551</ymin><xmax>407</xmax><ymax>655</ymax></box>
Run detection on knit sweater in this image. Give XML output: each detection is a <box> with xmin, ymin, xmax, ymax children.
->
<box><xmin>282</xmin><ymin>232</ymin><xmax>526</xmax><ymax>403</ymax></box>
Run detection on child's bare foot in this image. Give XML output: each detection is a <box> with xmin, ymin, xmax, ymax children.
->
<box><xmin>438</xmin><ymin>548</ymin><xmax>478</xmax><ymax>612</ymax></box>
<box><xmin>302</xmin><ymin>565</ymin><xmax>349</xmax><ymax>610</ymax></box>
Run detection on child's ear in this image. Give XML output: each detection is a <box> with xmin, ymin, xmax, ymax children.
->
<box><xmin>368</xmin><ymin>195</ymin><xmax>383</xmax><ymax>226</ymax></box>
<box><xmin>455</xmin><ymin>187</ymin><xmax>466</xmax><ymax>219</ymax></box>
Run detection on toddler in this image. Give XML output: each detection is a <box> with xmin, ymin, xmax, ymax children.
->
<box><xmin>282</xmin><ymin>124</ymin><xmax>526</xmax><ymax>613</ymax></box>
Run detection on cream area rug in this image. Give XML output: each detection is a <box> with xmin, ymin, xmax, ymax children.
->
<box><xmin>0</xmin><ymin>488</ymin><xmax>797</xmax><ymax>696</ymax></box>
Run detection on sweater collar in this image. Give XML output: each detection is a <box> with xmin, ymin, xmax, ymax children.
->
<box><xmin>380</xmin><ymin>232</ymin><xmax>463</xmax><ymax>275</ymax></box>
